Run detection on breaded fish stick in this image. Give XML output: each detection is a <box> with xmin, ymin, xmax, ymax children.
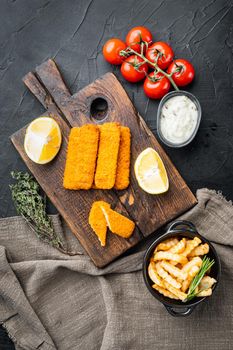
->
<box><xmin>89</xmin><ymin>201</ymin><xmax>110</xmax><ymax>246</ymax></box>
<box><xmin>114</xmin><ymin>126</ymin><xmax>131</xmax><ymax>190</ymax></box>
<box><xmin>94</xmin><ymin>122</ymin><xmax>120</xmax><ymax>189</ymax></box>
<box><xmin>63</xmin><ymin>124</ymin><xmax>99</xmax><ymax>190</ymax></box>
<box><xmin>100</xmin><ymin>204</ymin><xmax>135</xmax><ymax>238</ymax></box>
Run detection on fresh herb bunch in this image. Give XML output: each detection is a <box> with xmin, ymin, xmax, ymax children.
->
<box><xmin>10</xmin><ymin>171</ymin><xmax>80</xmax><ymax>256</ymax></box>
<box><xmin>186</xmin><ymin>255</ymin><xmax>215</xmax><ymax>301</ymax></box>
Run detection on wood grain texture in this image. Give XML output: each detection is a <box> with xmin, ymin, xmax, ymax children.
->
<box><xmin>11</xmin><ymin>59</ymin><xmax>197</xmax><ymax>267</ymax></box>
<box><xmin>11</xmin><ymin>111</ymin><xmax>142</xmax><ymax>268</ymax></box>
<box><xmin>35</xmin><ymin>60</ymin><xmax>197</xmax><ymax>234</ymax></box>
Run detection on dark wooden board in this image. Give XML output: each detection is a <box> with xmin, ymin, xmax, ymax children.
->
<box><xmin>11</xmin><ymin>59</ymin><xmax>197</xmax><ymax>267</ymax></box>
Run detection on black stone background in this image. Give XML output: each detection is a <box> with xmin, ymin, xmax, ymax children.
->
<box><xmin>0</xmin><ymin>0</ymin><xmax>233</xmax><ymax>348</ymax></box>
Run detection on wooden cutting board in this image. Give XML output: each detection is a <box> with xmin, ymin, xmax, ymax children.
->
<box><xmin>11</xmin><ymin>59</ymin><xmax>197</xmax><ymax>267</ymax></box>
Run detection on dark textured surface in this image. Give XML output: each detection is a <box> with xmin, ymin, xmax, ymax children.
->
<box><xmin>0</xmin><ymin>0</ymin><xmax>233</xmax><ymax>347</ymax></box>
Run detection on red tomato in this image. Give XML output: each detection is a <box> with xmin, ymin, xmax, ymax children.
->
<box><xmin>143</xmin><ymin>72</ymin><xmax>170</xmax><ymax>99</ymax></box>
<box><xmin>103</xmin><ymin>38</ymin><xmax>127</xmax><ymax>65</ymax></box>
<box><xmin>126</xmin><ymin>26</ymin><xmax>153</xmax><ymax>53</ymax></box>
<box><xmin>145</xmin><ymin>42</ymin><xmax>174</xmax><ymax>70</ymax></box>
<box><xmin>121</xmin><ymin>55</ymin><xmax>148</xmax><ymax>83</ymax></box>
<box><xmin>167</xmin><ymin>59</ymin><xmax>195</xmax><ymax>86</ymax></box>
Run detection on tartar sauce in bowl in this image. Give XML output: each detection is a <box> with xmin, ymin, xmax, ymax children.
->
<box><xmin>157</xmin><ymin>91</ymin><xmax>201</xmax><ymax>148</ymax></box>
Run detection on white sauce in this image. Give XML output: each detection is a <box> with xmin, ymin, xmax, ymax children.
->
<box><xmin>160</xmin><ymin>95</ymin><xmax>198</xmax><ymax>144</ymax></box>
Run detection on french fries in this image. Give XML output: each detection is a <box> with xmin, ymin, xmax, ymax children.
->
<box><xmin>188</xmin><ymin>243</ymin><xmax>209</xmax><ymax>257</ymax></box>
<box><xmin>155</xmin><ymin>238</ymin><xmax>179</xmax><ymax>252</ymax></box>
<box><xmin>156</xmin><ymin>262</ymin><xmax>182</xmax><ymax>289</ymax></box>
<box><xmin>182</xmin><ymin>237</ymin><xmax>201</xmax><ymax>257</ymax></box>
<box><xmin>148</xmin><ymin>235</ymin><xmax>216</xmax><ymax>302</ymax></box>
<box><xmin>163</xmin><ymin>281</ymin><xmax>187</xmax><ymax>301</ymax></box>
<box><xmin>152</xmin><ymin>284</ymin><xmax>179</xmax><ymax>300</ymax></box>
<box><xmin>148</xmin><ymin>262</ymin><xmax>163</xmax><ymax>287</ymax></box>
<box><xmin>168</xmin><ymin>238</ymin><xmax>186</xmax><ymax>254</ymax></box>
<box><xmin>181</xmin><ymin>265</ymin><xmax>200</xmax><ymax>292</ymax></box>
<box><xmin>154</xmin><ymin>251</ymin><xmax>188</xmax><ymax>264</ymax></box>
<box><xmin>161</xmin><ymin>261</ymin><xmax>187</xmax><ymax>280</ymax></box>
<box><xmin>182</xmin><ymin>257</ymin><xmax>202</xmax><ymax>273</ymax></box>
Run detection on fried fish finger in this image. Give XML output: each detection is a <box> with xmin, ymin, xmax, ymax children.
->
<box><xmin>88</xmin><ymin>201</ymin><xmax>110</xmax><ymax>246</ymax></box>
<box><xmin>63</xmin><ymin>125</ymin><xmax>99</xmax><ymax>190</ymax></box>
<box><xmin>94</xmin><ymin>123</ymin><xmax>120</xmax><ymax>189</ymax></box>
<box><xmin>100</xmin><ymin>204</ymin><xmax>135</xmax><ymax>238</ymax></box>
<box><xmin>114</xmin><ymin>126</ymin><xmax>131</xmax><ymax>190</ymax></box>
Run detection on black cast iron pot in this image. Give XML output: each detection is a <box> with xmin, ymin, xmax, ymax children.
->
<box><xmin>143</xmin><ymin>220</ymin><xmax>221</xmax><ymax>317</ymax></box>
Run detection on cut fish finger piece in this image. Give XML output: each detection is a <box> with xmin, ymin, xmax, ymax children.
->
<box><xmin>152</xmin><ymin>283</ymin><xmax>179</xmax><ymax>300</ymax></box>
<box><xmin>114</xmin><ymin>126</ymin><xmax>131</xmax><ymax>190</ymax></box>
<box><xmin>94</xmin><ymin>122</ymin><xmax>121</xmax><ymax>189</ymax></box>
<box><xmin>100</xmin><ymin>205</ymin><xmax>135</xmax><ymax>238</ymax></box>
<box><xmin>88</xmin><ymin>201</ymin><xmax>110</xmax><ymax>246</ymax></box>
<box><xmin>63</xmin><ymin>125</ymin><xmax>99</xmax><ymax>189</ymax></box>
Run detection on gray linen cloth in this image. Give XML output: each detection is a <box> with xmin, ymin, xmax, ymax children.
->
<box><xmin>0</xmin><ymin>188</ymin><xmax>233</xmax><ymax>350</ymax></box>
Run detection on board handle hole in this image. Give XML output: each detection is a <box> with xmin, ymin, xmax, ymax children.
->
<box><xmin>90</xmin><ymin>98</ymin><xmax>108</xmax><ymax>121</ymax></box>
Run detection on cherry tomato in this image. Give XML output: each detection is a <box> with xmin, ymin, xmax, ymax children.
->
<box><xmin>143</xmin><ymin>72</ymin><xmax>170</xmax><ymax>99</ymax></box>
<box><xmin>167</xmin><ymin>59</ymin><xmax>195</xmax><ymax>86</ymax></box>
<box><xmin>126</xmin><ymin>26</ymin><xmax>153</xmax><ymax>53</ymax></box>
<box><xmin>145</xmin><ymin>42</ymin><xmax>174</xmax><ymax>70</ymax></box>
<box><xmin>121</xmin><ymin>55</ymin><xmax>148</xmax><ymax>83</ymax></box>
<box><xmin>103</xmin><ymin>38</ymin><xmax>127</xmax><ymax>65</ymax></box>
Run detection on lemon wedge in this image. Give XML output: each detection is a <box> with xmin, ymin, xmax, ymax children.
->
<box><xmin>134</xmin><ymin>147</ymin><xmax>169</xmax><ymax>194</ymax></box>
<box><xmin>24</xmin><ymin>117</ymin><xmax>62</xmax><ymax>164</ymax></box>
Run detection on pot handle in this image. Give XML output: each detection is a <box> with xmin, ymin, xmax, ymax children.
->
<box><xmin>167</xmin><ymin>220</ymin><xmax>196</xmax><ymax>232</ymax></box>
<box><xmin>164</xmin><ymin>305</ymin><xmax>195</xmax><ymax>317</ymax></box>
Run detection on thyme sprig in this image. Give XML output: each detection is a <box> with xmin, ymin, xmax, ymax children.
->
<box><xmin>185</xmin><ymin>255</ymin><xmax>215</xmax><ymax>302</ymax></box>
<box><xmin>10</xmin><ymin>171</ymin><xmax>82</xmax><ymax>256</ymax></box>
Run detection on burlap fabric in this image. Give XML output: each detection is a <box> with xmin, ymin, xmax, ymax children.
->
<box><xmin>0</xmin><ymin>189</ymin><xmax>232</xmax><ymax>349</ymax></box>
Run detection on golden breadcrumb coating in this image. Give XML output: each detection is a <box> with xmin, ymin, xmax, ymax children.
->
<box><xmin>88</xmin><ymin>201</ymin><xmax>110</xmax><ymax>246</ymax></box>
<box><xmin>114</xmin><ymin>126</ymin><xmax>131</xmax><ymax>190</ymax></box>
<box><xmin>100</xmin><ymin>204</ymin><xmax>135</xmax><ymax>238</ymax></box>
<box><xmin>94</xmin><ymin>123</ymin><xmax>120</xmax><ymax>189</ymax></box>
<box><xmin>63</xmin><ymin>125</ymin><xmax>99</xmax><ymax>190</ymax></box>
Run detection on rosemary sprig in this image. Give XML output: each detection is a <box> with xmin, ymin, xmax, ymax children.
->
<box><xmin>185</xmin><ymin>255</ymin><xmax>215</xmax><ymax>301</ymax></box>
<box><xmin>10</xmin><ymin>171</ymin><xmax>82</xmax><ymax>256</ymax></box>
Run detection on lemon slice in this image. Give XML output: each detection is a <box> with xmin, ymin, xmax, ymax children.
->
<box><xmin>134</xmin><ymin>147</ymin><xmax>169</xmax><ymax>194</ymax></box>
<box><xmin>24</xmin><ymin>117</ymin><xmax>62</xmax><ymax>164</ymax></box>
